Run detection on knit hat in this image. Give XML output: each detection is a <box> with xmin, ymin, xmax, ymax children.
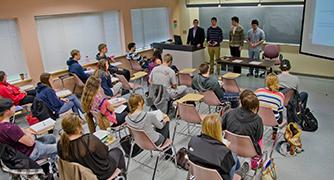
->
<box><xmin>0</xmin><ymin>98</ymin><xmax>13</xmax><ymax>115</ymax></box>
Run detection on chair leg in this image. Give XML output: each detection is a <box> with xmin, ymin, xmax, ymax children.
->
<box><xmin>152</xmin><ymin>156</ymin><xmax>159</xmax><ymax>180</ymax></box>
<box><xmin>209</xmin><ymin>105</ymin><xmax>211</xmax><ymax>113</ymax></box>
<box><xmin>126</xmin><ymin>143</ymin><xmax>135</xmax><ymax>171</ymax></box>
<box><xmin>187</xmin><ymin>123</ymin><xmax>190</xmax><ymax>134</ymax></box>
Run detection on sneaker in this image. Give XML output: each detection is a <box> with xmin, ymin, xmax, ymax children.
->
<box><xmin>236</xmin><ymin>162</ymin><xmax>250</xmax><ymax>179</ymax></box>
<box><xmin>247</xmin><ymin>73</ymin><xmax>253</xmax><ymax>77</ymax></box>
<box><xmin>272</xmin><ymin>131</ymin><xmax>278</xmax><ymax>140</ymax></box>
<box><xmin>254</xmin><ymin>73</ymin><xmax>259</xmax><ymax>78</ymax></box>
<box><xmin>296</xmin><ymin>147</ymin><xmax>304</xmax><ymax>154</ymax></box>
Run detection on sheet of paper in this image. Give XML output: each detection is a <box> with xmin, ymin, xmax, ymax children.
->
<box><xmin>30</xmin><ymin>118</ymin><xmax>55</xmax><ymax>133</ymax></box>
<box><xmin>84</xmin><ymin>69</ymin><xmax>95</xmax><ymax>75</ymax></box>
<box><xmin>249</xmin><ymin>61</ymin><xmax>262</xmax><ymax>65</ymax></box>
<box><xmin>232</xmin><ymin>59</ymin><xmax>243</xmax><ymax>63</ymax></box>
<box><xmin>56</xmin><ymin>89</ymin><xmax>72</xmax><ymax>98</ymax></box>
<box><xmin>149</xmin><ymin>110</ymin><xmax>164</xmax><ymax>121</ymax></box>
<box><xmin>93</xmin><ymin>130</ymin><xmax>109</xmax><ymax>141</ymax></box>
<box><xmin>110</xmin><ymin>62</ymin><xmax>122</xmax><ymax>66</ymax></box>
<box><xmin>108</xmin><ymin>97</ymin><xmax>126</xmax><ymax>105</ymax></box>
<box><xmin>111</xmin><ymin>77</ymin><xmax>119</xmax><ymax>83</ymax></box>
<box><xmin>114</xmin><ymin>105</ymin><xmax>127</xmax><ymax>114</ymax></box>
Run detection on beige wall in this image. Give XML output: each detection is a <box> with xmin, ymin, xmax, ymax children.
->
<box><xmin>0</xmin><ymin>0</ymin><xmax>178</xmax><ymax>82</ymax></box>
<box><xmin>177</xmin><ymin>1</ymin><xmax>334</xmax><ymax>78</ymax></box>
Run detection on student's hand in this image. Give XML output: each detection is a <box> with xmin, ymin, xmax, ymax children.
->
<box><xmin>212</xmin><ymin>41</ymin><xmax>218</xmax><ymax>46</ymax></box>
<box><xmin>23</xmin><ymin>128</ymin><xmax>34</xmax><ymax>136</ymax></box>
<box><xmin>163</xmin><ymin>116</ymin><xmax>170</xmax><ymax>123</ymax></box>
<box><xmin>61</xmin><ymin>98</ymin><xmax>69</xmax><ymax>103</ymax></box>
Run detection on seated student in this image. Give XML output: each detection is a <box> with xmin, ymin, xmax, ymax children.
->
<box><xmin>147</xmin><ymin>48</ymin><xmax>163</xmax><ymax>78</ymax></box>
<box><xmin>81</xmin><ymin>76</ymin><xmax>128</xmax><ymax>133</ymax></box>
<box><xmin>255</xmin><ymin>73</ymin><xmax>285</xmax><ymax>139</ymax></box>
<box><xmin>149</xmin><ymin>54</ymin><xmax>188</xmax><ymax>99</ymax></box>
<box><xmin>95</xmin><ymin>59</ymin><xmax>123</xmax><ymax>97</ymax></box>
<box><xmin>36</xmin><ymin>73</ymin><xmax>83</xmax><ymax>116</ymax></box>
<box><xmin>96</xmin><ymin>43</ymin><xmax>131</xmax><ymax>81</ymax></box>
<box><xmin>0</xmin><ymin>98</ymin><xmax>57</xmax><ymax>161</ymax></box>
<box><xmin>278</xmin><ymin>59</ymin><xmax>308</xmax><ymax>109</ymax></box>
<box><xmin>221</xmin><ymin>90</ymin><xmax>263</xmax><ymax>155</ymax></box>
<box><xmin>66</xmin><ymin>49</ymin><xmax>90</xmax><ymax>83</ymax></box>
<box><xmin>126</xmin><ymin>42</ymin><xmax>149</xmax><ymax>69</ymax></box>
<box><xmin>0</xmin><ymin>71</ymin><xmax>36</xmax><ymax>105</ymax></box>
<box><xmin>188</xmin><ymin>114</ymin><xmax>240</xmax><ymax>180</ymax></box>
<box><xmin>125</xmin><ymin>94</ymin><xmax>172</xmax><ymax>155</ymax></box>
<box><xmin>57</xmin><ymin>113</ymin><xmax>126</xmax><ymax>179</ymax></box>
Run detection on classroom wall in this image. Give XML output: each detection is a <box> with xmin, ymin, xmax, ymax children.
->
<box><xmin>176</xmin><ymin>0</ymin><xmax>334</xmax><ymax>78</ymax></box>
<box><xmin>0</xmin><ymin>0</ymin><xmax>178</xmax><ymax>83</ymax></box>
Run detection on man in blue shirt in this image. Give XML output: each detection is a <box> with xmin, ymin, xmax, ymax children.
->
<box><xmin>207</xmin><ymin>17</ymin><xmax>223</xmax><ymax>75</ymax></box>
<box><xmin>66</xmin><ymin>49</ymin><xmax>90</xmax><ymax>83</ymax></box>
<box><xmin>247</xmin><ymin>19</ymin><xmax>265</xmax><ymax>78</ymax></box>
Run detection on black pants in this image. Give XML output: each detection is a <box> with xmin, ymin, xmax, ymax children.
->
<box><xmin>108</xmin><ymin>148</ymin><xmax>126</xmax><ymax>173</ymax></box>
<box><xmin>155</xmin><ymin>122</ymin><xmax>172</xmax><ymax>155</ymax></box>
<box><xmin>109</xmin><ymin>66</ymin><xmax>131</xmax><ymax>81</ymax></box>
<box><xmin>230</xmin><ymin>46</ymin><xmax>242</xmax><ymax>73</ymax></box>
<box><xmin>112</xmin><ymin>110</ymin><xmax>128</xmax><ymax>127</ymax></box>
<box><xmin>18</xmin><ymin>89</ymin><xmax>36</xmax><ymax>105</ymax></box>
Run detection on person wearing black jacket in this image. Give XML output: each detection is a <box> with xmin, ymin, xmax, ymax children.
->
<box><xmin>96</xmin><ymin>43</ymin><xmax>131</xmax><ymax>81</ymax></box>
<box><xmin>221</xmin><ymin>90</ymin><xmax>263</xmax><ymax>155</ymax></box>
<box><xmin>187</xmin><ymin>19</ymin><xmax>205</xmax><ymax>48</ymax></box>
<box><xmin>188</xmin><ymin>114</ymin><xmax>239</xmax><ymax>180</ymax></box>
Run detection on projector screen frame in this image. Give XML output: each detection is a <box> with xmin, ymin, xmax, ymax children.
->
<box><xmin>299</xmin><ymin>0</ymin><xmax>334</xmax><ymax>61</ymax></box>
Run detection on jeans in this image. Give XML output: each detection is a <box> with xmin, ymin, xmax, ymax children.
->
<box><xmin>230</xmin><ymin>152</ymin><xmax>240</xmax><ymax>178</ymax></box>
<box><xmin>58</xmin><ymin>94</ymin><xmax>83</xmax><ymax>114</ymax></box>
<box><xmin>208</xmin><ymin>46</ymin><xmax>221</xmax><ymax>75</ymax></box>
<box><xmin>29</xmin><ymin>134</ymin><xmax>57</xmax><ymax>162</ymax></box>
<box><xmin>248</xmin><ymin>48</ymin><xmax>261</xmax><ymax>75</ymax></box>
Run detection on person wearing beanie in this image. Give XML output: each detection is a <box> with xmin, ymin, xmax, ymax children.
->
<box><xmin>0</xmin><ymin>98</ymin><xmax>57</xmax><ymax>161</ymax></box>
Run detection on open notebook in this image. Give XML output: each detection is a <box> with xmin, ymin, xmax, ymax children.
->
<box><xmin>149</xmin><ymin>110</ymin><xmax>164</xmax><ymax>122</ymax></box>
<box><xmin>93</xmin><ymin>130</ymin><xmax>109</xmax><ymax>142</ymax></box>
<box><xmin>30</xmin><ymin>118</ymin><xmax>56</xmax><ymax>134</ymax></box>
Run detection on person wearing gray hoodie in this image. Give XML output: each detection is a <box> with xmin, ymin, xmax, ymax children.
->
<box><xmin>125</xmin><ymin>94</ymin><xmax>172</xmax><ymax>155</ymax></box>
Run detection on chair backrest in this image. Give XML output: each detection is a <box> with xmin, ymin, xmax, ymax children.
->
<box><xmin>129</xmin><ymin>60</ymin><xmax>143</xmax><ymax>71</ymax></box>
<box><xmin>222</xmin><ymin>78</ymin><xmax>240</xmax><ymax>93</ymax></box>
<box><xmin>283</xmin><ymin>89</ymin><xmax>295</xmax><ymax>107</ymax></box>
<box><xmin>70</xmin><ymin>73</ymin><xmax>85</xmax><ymax>87</ymax></box>
<box><xmin>177</xmin><ymin>103</ymin><xmax>202</xmax><ymax>124</ymax></box>
<box><xmin>52</xmin><ymin>78</ymin><xmax>63</xmax><ymax>90</ymax></box>
<box><xmin>258</xmin><ymin>106</ymin><xmax>278</xmax><ymax>127</ymax></box>
<box><xmin>188</xmin><ymin>160</ymin><xmax>223</xmax><ymax>180</ymax></box>
<box><xmin>263</xmin><ymin>44</ymin><xmax>280</xmax><ymax>59</ymax></box>
<box><xmin>224</xmin><ymin>131</ymin><xmax>258</xmax><ymax>158</ymax></box>
<box><xmin>58</xmin><ymin>158</ymin><xmax>98</xmax><ymax>180</ymax></box>
<box><xmin>127</xmin><ymin>125</ymin><xmax>158</xmax><ymax>151</ymax></box>
<box><xmin>115</xmin><ymin>74</ymin><xmax>132</xmax><ymax>90</ymax></box>
<box><xmin>200</xmin><ymin>90</ymin><xmax>221</xmax><ymax>106</ymax></box>
<box><xmin>178</xmin><ymin>73</ymin><xmax>192</xmax><ymax>87</ymax></box>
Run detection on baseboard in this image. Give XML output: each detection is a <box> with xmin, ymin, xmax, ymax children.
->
<box><xmin>290</xmin><ymin>72</ymin><xmax>334</xmax><ymax>80</ymax></box>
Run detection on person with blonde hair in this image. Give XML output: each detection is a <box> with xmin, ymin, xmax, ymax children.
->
<box><xmin>188</xmin><ymin>114</ymin><xmax>240</xmax><ymax>180</ymax></box>
<box><xmin>57</xmin><ymin>113</ymin><xmax>126</xmax><ymax>179</ymax></box>
<box><xmin>125</xmin><ymin>94</ymin><xmax>172</xmax><ymax>156</ymax></box>
<box><xmin>255</xmin><ymin>73</ymin><xmax>285</xmax><ymax>138</ymax></box>
<box><xmin>81</xmin><ymin>76</ymin><xmax>128</xmax><ymax>133</ymax></box>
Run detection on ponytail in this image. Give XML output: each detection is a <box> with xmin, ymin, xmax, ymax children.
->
<box><xmin>85</xmin><ymin>112</ymin><xmax>96</xmax><ymax>133</ymax></box>
<box><xmin>60</xmin><ymin>132</ymin><xmax>71</xmax><ymax>160</ymax></box>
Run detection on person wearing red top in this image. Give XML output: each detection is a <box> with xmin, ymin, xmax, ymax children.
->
<box><xmin>0</xmin><ymin>71</ymin><xmax>36</xmax><ymax>105</ymax></box>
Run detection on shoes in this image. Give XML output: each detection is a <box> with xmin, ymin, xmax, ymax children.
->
<box><xmin>236</xmin><ymin>162</ymin><xmax>250</xmax><ymax>179</ymax></box>
<box><xmin>272</xmin><ymin>131</ymin><xmax>278</xmax><ymax>140</ymax></box>
<box><xmin>254</xmin><ymin>73</ymin><xmax>259</xmax><ymax>78</ymax></box>
<box><xmin>247</xmin><ymin>73</ymin><xmax>253</xmax><ymax>77</ymax></box>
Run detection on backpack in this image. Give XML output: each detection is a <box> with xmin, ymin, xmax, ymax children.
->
<box><xmin>175</xmin><ymin>147</ymin><xmax>190</xmax><ymax>170</ymax></box>
<box><xmin>31</xmin><ymin>98</ymin><xmax>59</xmax><ymax>121</ymax></box>
<box><xmin>297</xmin><ymin>108</ymin><xmax>318</xmax><ymax>132</ymax></box>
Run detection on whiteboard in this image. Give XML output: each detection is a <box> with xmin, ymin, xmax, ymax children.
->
<box><xmin>199</xmin><ymin>6</ymin><xmax>303</xmax><ymax>44</ymax></box>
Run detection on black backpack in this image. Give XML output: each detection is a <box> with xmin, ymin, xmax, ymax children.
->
<box><xmin>175</xmin><ymin>147</ymin><xmax>190</xmax><ymax>170</ymax></box>
<box><xmin>31</xmin><ymin>98</ymin><xmax>59</xmax><ymax>121</ymax></box>
<box><xmin>297</xmin><ymin>108</ymin><xmax>318</xmax><ymax>132</ymax></box>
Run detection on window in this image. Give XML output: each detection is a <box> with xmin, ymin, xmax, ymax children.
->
<box><xmin>36</xmin><ymin>11</ymin><xmax>122</xmax><ymax>72</ymax></box>
<box><xmin>131</xmin><ymin>7</ymin><xmax>170</xmax><ymax>49</ymax></box>
<box><xmin>0</xmin><ymin>19</ymin><xmax>28</xmax><ymax>82</ymax></box>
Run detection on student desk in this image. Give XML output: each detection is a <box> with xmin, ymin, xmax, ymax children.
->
<box><xmin>130</xmin><ymin>71</ymin><xmax>147</xmax><ymax>81</ymax></box>
<box><xmin>176</xmin><ymin>93</ymin><xmax>204</xmax><ymax>104</ymax></box>
<box><xmin>179</xmin><ymin>68</ymin><xmax>196</xmax><ymax>74</ymax></box>
<box><xmin>217</xmin><ymin>56</ymin><xmax>276</xmax><ymax>76</ymax></box>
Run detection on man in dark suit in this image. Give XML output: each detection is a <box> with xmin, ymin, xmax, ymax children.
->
<box><xmin>187</xmin><ymin>19</ymin><xmax>205</xmax><ymax>48</ymax></box>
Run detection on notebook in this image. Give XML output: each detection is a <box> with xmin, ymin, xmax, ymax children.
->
<box><xmin>108</xmin><ymin>97</ymin><xmax>126</xmax><ymax>105</ymax></box>
<box><xmin>56</xmin><ymin>89</ymin><xmax>72</xmax><ymax>98</ymax></box>
<box><xmin>150</xmin><ymin>110</ymin><xmax>165</xmax><ymax>122</ymax></box>
<box><xmin>30</xmin><ymin>118</ymin><xmax>55</xmax><ymax>134</ymax></box>
<box><xmin>93</xmin><ymin>130</ymin><xmax>109</xmax><ymax>142</ymax></box>
<box><xmin>114</xmin><ymin>105</ymin><xmax>127</xmax><ymax>114</ymax></box>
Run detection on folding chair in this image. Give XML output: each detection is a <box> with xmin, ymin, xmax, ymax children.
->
<box><xmin>126</xmin><ymin>125</ymin><xmax>176</xmax><ymax>180</ymax></box>
<box><xmin>70</xmin><ymin>73</ymin><xmax>85</xmax><ymax>95</ymax></box>
<box><xmin>188</xmin><ymin>160</ymin><xmax>241</xmax><ymax>180</ymax></box>
<box><xmin>115</xmin><ymin>74</ymin><xmax>143</xmax><ymax>94</ymax></box>
<box><xmin>129</xmin><ymin>60</ymin><xmax>144</xmax><ymax>72</ymax></box>
<box><xmin>177</xmin><ymin>73</ymin><xmax>192</xmax><ymax>87</ymax></box>
<box><xmin>200</xmin><ymin>90</ymin><xmax>229</xmax><ymax>113</ymax></box>
<box><xmin>222</xmin><ymin>78</ymin><xmax>241</xmax><ymax>94</ymax></box>
<box><xmin>176</xmin><ymin>103</ymin><xmax>205</xmax><ymax>135</ymax></box>
<box><xmin>91</xmin><ymin>110</ymin><xmax>127</xmax><ymax>138</ymax></box>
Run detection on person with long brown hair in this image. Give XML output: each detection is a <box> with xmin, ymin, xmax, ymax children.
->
<box><xmin>36</xmin><ymin>72</ymin><xmax>83</xmax><ymax>115</ymax></box>
<box><xmin>81</xmin><ymin>75</ymin><xmax>128</xmax><ymax>133</ymax></box>
<box><xmin>94</xmin><ymin>59</ymin><xmax>123</xmax><ymax>97</ymax></box>
<box><xmin>125</xmin><ymin>94</ymin><xmax>172</xmax><ymax>155</ymax></box>
<box><xmin>57</xmin><ymin>113</ymin><xmax>126</xmax><ymax>179</ymax></box>
<box><xmin>221</xmin><ymin>89</ymin><xmax>263</xmax><ymax>155</ymax></box>
<box><xmin>188</xmin><ymin>113</ymin><xmax>240</xmax><ymax>180</ymax></box>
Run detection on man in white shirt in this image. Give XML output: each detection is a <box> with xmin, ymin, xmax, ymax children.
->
<box><xmin>149</xmin><ymin>54</ymin><xmax>188</xmax><ymax>99</ymax></box>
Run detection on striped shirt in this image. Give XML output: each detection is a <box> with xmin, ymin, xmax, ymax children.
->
<box><xmin>207</xmin><ymin>26</ymin><xmax>223</xmax><ymax>46</ymax></box>
<box><xmin>255</xmin><ymin>88</ymin><xmax>285</xmax><ymax>121</ymax></box>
